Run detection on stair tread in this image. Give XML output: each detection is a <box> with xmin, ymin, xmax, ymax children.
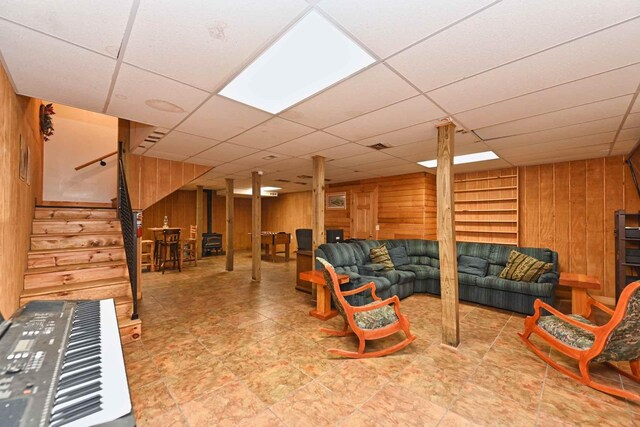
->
<box><xmin>117</xmin><ymin>317</ymin><xmax>141</xmax><ymax>327</ymax></box>
<box><xmin>21</xmin><ymin>277</ymin><xmax>130</xmax><ymax>297</ymax></box>
<box><xmin>113</xmin><ymin>296</ymin><xmax>132</xmax><ymax>305</ymax></box>
<box><xmin>25</xmin><ymin>260</ymin><xmax>127</xmax><ymax>275</ymax></box>
<box><xmin>36</xmin><ymin>206</ymin><xmax>116</xmax><ymax>210</ymax></box>
<box><xmin>29</xmin><ymin>245</ymin><xmax>125</xmax><ymax>255</ymax></box>
<box><xmin>31</xmin><ymin>231</ymin><xmax>123</xmax><ymax>237</ymax></box>
<box><xmin>32</xmin><ymin>218</ymin><xmax>121</xmax><ymax>222</ymax></box>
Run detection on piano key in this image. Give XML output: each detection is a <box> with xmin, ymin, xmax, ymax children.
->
<box><xmin>62</xmin><ymin>354</ymin><xmax>101</xmax><ymax>372</ymax></box>
<box><xmin>57</xmin><ymin>367</ymin><xmax>102</xmax><ymax>390</ymax></box>
<box><xmin>51</xmin><ymin>401</ymin><xmax>102</xmax><ymax>427</ymax></box>
<box><xmin>50</xmin><ymin>394</ymin><xmax>101</xmax><ymax>421</ymax></box>
<box><xmin>54</xmin><ymin>381</ymin><xmax>101</xmax><ymax>405</ymax></box>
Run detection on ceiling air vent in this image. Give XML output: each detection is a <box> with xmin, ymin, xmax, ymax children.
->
<box><xmin>262</xmin><ymin>155</ymin><xmax>278</xmax><ymax>160</ymax></box>
<box><xmin>325</xmin><ymin>179</ymin><xmax>332</xmax><ymax>182</ymax></box>
<box><xmin>275</xmin><ymin>179</ymin><xmax>290</xmax><ymax>183</ymax></box>
<box><xmin>294</xmin><ymin>181</ymin><xmax>308</xmax><ymax>185</ymax></box>
<box><xmin>297</xmin><ymin>174</ymin><xmax>312</xmax><ymax>179</ymax></box>
<box><xmin>368</xmin><ymin>143</ymin><xmax>390</xmax><ymax>150</ymax></box>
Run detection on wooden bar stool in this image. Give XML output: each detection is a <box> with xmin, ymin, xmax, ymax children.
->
<box><xmin>182</xmin><ymin>225</ymin><xmax>197</xmax><ymax>266</ymax></box>
<box><xmin>158</xmin><ymin>229</ymin><xmax>181</xmax><ymax>274</ymax></box>
<box><xmin>141</xmin><ymin>239</ymin><xmax>155</xmax><ymax>272</ymax></box>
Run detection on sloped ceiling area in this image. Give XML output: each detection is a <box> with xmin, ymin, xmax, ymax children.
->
<box><xmin>1</xmin><ymin>0</ymin><xmax>639</xmax><ymax>193</ymax></box>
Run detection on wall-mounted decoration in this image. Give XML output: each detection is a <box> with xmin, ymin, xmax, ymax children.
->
<box><xmin>326</xmin><ymin>192</ymin><xmax>346</xmax><ymax>210</ymax></box>
<box><xmin>39</xmin><ymin>103</ymin><xmax>55</xmax><ymax>141</ymax></box>
<box><xmin>19</xmin><ymin>135</ymin><xmax>27</xmax><ymax>181</ymax></box>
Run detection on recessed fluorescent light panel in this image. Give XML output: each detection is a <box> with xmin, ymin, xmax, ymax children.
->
<box><xmin>219</xmin><ymin>11</ymin><xmax>375</xmax><ymax>114</ymax></box>
<box><xmin>234</xmin><ymin>186</ymin><xmax>282</xmax><ymax>196</ymax></box>
<box><xmin>418</xmin><ymin>151</ymin><xmax>499</xmax><ymax>168</ymax></box>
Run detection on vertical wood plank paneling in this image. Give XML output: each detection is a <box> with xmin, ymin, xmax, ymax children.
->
<box><xmin>569</xmin><ymin>161</ymin><xmax>587</xmax><ymax>273</ymax></box>
<box><xmin>553</xmin><ymin>162</ymin><xmax>571</xmax><ymax>275</ymax></box>
<box><xmin>523</xmin><ymin>166</ymin><xmax>541</xmax><ymax>247</ymax></box>
<box><xmin>169</xmin><ymin>160</ymin><xmax>182</xmax><ymax>191</ymax></box>
<box><xmin>604</xmin><ymin>156</ymin><xmax>624</xmax><ymax>298</ymax></box>
<box><xmin>157</xmin><ymin>159</ymin><xmax>171</xmax><ymax>198</ymax></box>
<box><xmin>262</xmin><ymin>192</ymin><xmax>312</xmax><ymax>251</ymax></box>
<box><xmin>586</xmin><ymin>158</ymin><xmax>604</xmax><ymax>293</ymax></box>
<box><xmin>538</xmin><ymin>164</ymin><xmax>555</xmax><ymax>249</ymax></box>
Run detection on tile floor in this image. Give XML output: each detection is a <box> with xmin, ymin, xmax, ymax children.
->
<box><xmin>124</xmin><ymin>253</ymin><xmax>640</xmax><ymax>426</ymax></box>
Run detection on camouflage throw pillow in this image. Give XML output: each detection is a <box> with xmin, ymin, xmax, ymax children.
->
<box><xmin>499</xmin><ymin>250</ymin><xmax>552</xmax><ymax>282</ymax></box>
<box><xmin>370</xmin><ymin>244</ymin><xmax>394</xmax><ymax>271</ymax></box>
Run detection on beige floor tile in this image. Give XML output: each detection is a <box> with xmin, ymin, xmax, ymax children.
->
<box><xmin>438</xmin><ymin>411</ymin><xmax>480</xmax><ymax>426</ymax></box>
<box><xmin>450</xmin><ymin>383</ymin><xmax>537</xmax><ymax>426</ymax></box>
<box><xmin>164</xmin><ymin>360</ymin><xmax>236</xmax><ymax>404</ymax></box>
<box><xmin>242</xmin><ymin>359</ymin><xmax>313</xmax><ymax>405</ymax></box>
<box><xmin>471</xmin><ymin>360</ymin><xmax>544</xmax><ymax>408</ymax></box>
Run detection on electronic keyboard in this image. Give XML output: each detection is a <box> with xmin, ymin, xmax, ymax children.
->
<box><xmin>0</xmin><ymin>299</ymin><xmax>135</xmax><ymax>427</ymax></box>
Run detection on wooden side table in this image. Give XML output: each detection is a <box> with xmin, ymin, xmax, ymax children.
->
<box><xmin>559</xmin><ymin>272</ymin><xmax>601</xmax><ymax>316</ymax></box>
<box><xmin>299</xmin><ymin>270</ymin><xmax>349</xmax><ymax>321</ymax></box>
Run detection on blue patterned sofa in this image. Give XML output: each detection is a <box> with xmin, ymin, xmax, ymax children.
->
<box><xmin>315</xmin><ymin>239</ymin><xmax>559</xmax><ymax>315</ymax></box>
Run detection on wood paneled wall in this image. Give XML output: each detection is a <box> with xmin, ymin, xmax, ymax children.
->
<box><xmin>0</xmin><ymin>64</ymin><xmax>44</xmax><ymax>318</ymax></box>
<box><xmin>128</xmin><ymin>155</ymin><xmax>212</xmax><ymax>210</ymax></box>
<box><xmin>213</xmin><ymin>195</ymin><xmax>252</xmax><ymax>250</ymax></box>
<box><xmin>262</xmin><ymin>191</ymin><xmax>312</xmax><ymax>251</ymax></box>
<box><xmin>325</xmin><ymin>172</ymin><xmax>437</xmax><ymax>240</ymax></box>
<box><xmin>141</xmin><ymin>190</ymin><xmax>197</xmax><ymax>241</ymax></box>
<box><xmin>518</xmin><ymin>157</ymin><xmax>630</xmax><ymax>300</ymax></box>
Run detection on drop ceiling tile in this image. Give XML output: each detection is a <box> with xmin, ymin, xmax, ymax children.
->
<box><xmin>319</xmin><ymin>0</ymin><xmax>496</xmax><ymax>58</ymax></box>
<box><xmin>495</xmin><ymin>132</ymin><xmax>615</xmax><ymax>157</ymax></box>
<box><xmin>454</xmin><ymin>64</ymin><xmax>640</xmax><ymax>129</ymax></box>
<box><xmin>0</xmin><ymin>21</ymin><xmax>115</xmax><ymax>111</ymax></box>
<box><xmin>281</xmin><ymin>64</ymin><xmax>418</xmax><ymax>128</ymax></box>
<box><xmin>228</xmin><ymin>117</ymin><xmax>315</xmax><ymax>150</ymax></box>
<box><xmin>194</xmin><ymin>143</ymin><xmax>258</xmax><ymax>162</ymax></box>
<box><xmin>388</xmin><ymin>0</ymin><xmax>640</xmax><ymax>93</ymax></box>
<box><xmin>186</xmin><ymin>157</ymin><xmax>224</xmax><ymax>167</ymax></box>
<box><xmin>476</xmin><ymin>95</ymin><xmax>632</xmax><ymax>140</ymax></box>
<box><xmin>428</xmin><ymin>18</ymin><xmax>640</xmax><ymax>113</ymax></box>
<box><xmin>233</xmin><ymin>150</ymin><xmax>292</xmax><ymax>167</ymax></box>
<box><xmin>385</xmin><ymin>139</ymin><xmax>437</xmax><ymax>161</ymax></box>
<box><xmin>299</xmin><ymin>142</ymin><xmax>370</xmax><ymax>160</ymax></box>
<box><xmin>452</xmin><ymin>159</ymin><xmax>512</xmax><ymax>173</ymax></box>
<box><xmin>268</xmin><ymin>131</ymin><xmax>348</xmax><ymax>156</ymax></box>
<box><xmin>176</xmin><ymin>95</ymin><xmax>271</xmax><ymax>141</ymax></box>
<box><xmin>329</xmin><ymin>151</ymin><xmax>395</xmax><ymax>168</ymax></box>
<box><xmin>0</xmin><ymin>0</ymin><xmax>133</xmax><ymax>57</ymax></box>
<box><xmin>368</xmin><ymin>162</ymin><xmax>426</xmax><ymax>178</ymax></box>
<box><xmin>107</xmin><ymin>64</ymin><xmax>209</xmax><ymax>128</ymax></box>
<box><xmin>484</xmin><ymin>116</ymin><xmax>623</xmax><ymax>149</ymax></box>
<box><xmin>623</xmin><ymin>112</ymin><xmax>640</xmax><ymax>129</ymax></box>
<box><xmin>618</xmin><ymin>127</ymin><xmax>640</xmax><ymax>142</ymax></box>
<box><xmin>151</xmin><ymin>131</ymin><xmax>221</xmax><ymax>156</ymax></box>
<box><xmin>632</xmin><ymin>97</ymin><xmax>640</xmax><ymax>113</ymax></box>
<box><xmin>266</xmin><ymin>157</ymin><xmax>313</xmax><ymax>172</ymax></box>
<box><xmin>611</xmin><ymin>139</ymin><xmax>637</xmax><ymax>154</ymax></box>
<box><xmin>124</xmin><ymin>0</ymin><xmax>308</xmax><ymax>91</ymax></box>
<box><xmin>143</xmin><ymin>150</ymin><xmax>189</xmax><ymax>162</ymax></box>
<box><xmin>355</xmin><ymin>121</ymin><xmax>439</xmax><ymax>147</ymax></box>
<box><xmin>324</xmin><ymin>96</ymin><xmax>446</xmax><ymax>141</ymax></box>
<box><xmin>506</xmin><ymin>146</ymin><xmax>611</xmax><ymax>166</ymax></box>
<box><xmin>132</xmin><ymin>146</ymin><xmax>146</xmax><ymax>155</ymax></box>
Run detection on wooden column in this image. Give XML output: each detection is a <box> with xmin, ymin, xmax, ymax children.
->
<box><xmin>196</xmin><ymin>185</ymin><xmax>204</xmax><ymax>260</ymax></box>
<box><xmin>252</xmin><ymin>171</ymin><xmax>262</xmax><ymax>281</ymax></box>
<box><xmin>225</xmin><ymin>178</ymin><xmax>234</xmax><ymax>271</ymax></box>
<box><xmin>312</xmin><ymin>155</ymin><xmax>326</xmax><ymax>266</ymax></box>
<box><xmin>436</xmin><ymin>120</ymin><xmax>460</xmax><ymax>348</ymax></box>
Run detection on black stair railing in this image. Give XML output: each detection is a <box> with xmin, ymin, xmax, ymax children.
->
<box><xmin>117</xmin><ymin>141</ymin><xmax>139</xmax><ymax>320</ymax></box>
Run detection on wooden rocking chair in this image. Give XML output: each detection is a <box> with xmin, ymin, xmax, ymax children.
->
<box><xmin>316</xmin><ymin>257</ymin><xmax>416</xmax><ymax>358</ymax></box>
<box><xmin>519</xmin><ymin>281</ymin><xmax>640</xmax><ymax>401</ymax></box>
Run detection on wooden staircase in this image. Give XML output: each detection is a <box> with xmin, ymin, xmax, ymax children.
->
<box><xmin>20</xmin><ymin>206</ymin><xmax>141</xmax><ymax>344</ymax></box>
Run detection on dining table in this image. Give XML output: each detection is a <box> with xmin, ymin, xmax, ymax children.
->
<box><xmin>148</xmin><ymin>227</ymin><xmax>184</xmax><ymax>270</ymax></box>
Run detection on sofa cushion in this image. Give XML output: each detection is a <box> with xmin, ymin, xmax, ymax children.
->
<box><xmin>458</xmin><ymin>255</ymin><xmax>489</xmax><ymax>277</ymax></box>
<box><xmin>358</xmin><ymin>263</ymin><xmax>385</xmax><ymax>276</ymax></box>
<box><xmin>537</xmin><ymin>271</ymin><xmax>559</xmax><ymax>284</ymax></box>
<box><xmin>388</xmin><ymin>246</ymin><xmax>410</xmax><ymax>267</ymax></box>
<box><xmin>355</xmin><ymin>240</ymin><xmax>385</xmax><ymax>263</ymax></box>
<box><xmin>476</xmin><ymin>276</ymin><xmax>554</xmax><ymax>298</ymax></box>
<box><xmin>376</xmin><ymin>269</ymin><xmax>415</xmax><ymax>286</ymax></box>
<box><xmin>370</xmin><ymin>244</ymin><xmax>394</xmax><ymax>271</ymax></box>
<box><xmin>317</xmin><ymin>243</ymin><xmax>356</xmax><ymax>268</ymax></box>
<box><xmin>499</xmin><ymin>250</ymin><xmax>552</xmax><ymax>282</ymax></box>
<box><xmin>396</xmin><ymin>264</ymin><xmax>440</xmax><ymax>280</ymax></box>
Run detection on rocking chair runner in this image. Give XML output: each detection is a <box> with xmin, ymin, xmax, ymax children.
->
<box><xmin>316</xmin><ymin>257</ymin><xmax>416</xmax><ymax>358</ymax></box>
<box><xmin>519</xmin><ymin>281</ymin><xmax>640</xmax><ymax>401</ymax></box>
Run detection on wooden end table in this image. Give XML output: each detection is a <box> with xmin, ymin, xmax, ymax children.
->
<box><xmin>559</xmin><ymin>272</ymin><xmax>601</xmax><ymax>316</ymax></box>
<box><xmin>299</xmin><ymin>270</ymin><xmax>349</xmax><ymax>321</ymax></box>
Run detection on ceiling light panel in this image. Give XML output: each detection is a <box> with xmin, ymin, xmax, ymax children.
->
<box><xmin>0</xmin><ymin>0</ymin><xmax>133</xmax><ymax>57</ymax></box>
<box><xmin>428</xmin><ymin>18</ymin><xmax>640</xmax><ymax>113</ymax></box>
<box><xmin>454</xmin><ymin>64</ymin><xmax>640</xmax><ymax>130</ymax></box>
<box><xmin>176</xmin><ymin>95</ymin><xmax>271</xmax><ymax>141</ymax></box>
<box><xmin>280</xmin><ymin>63</ymin><xmax>418</xmax><ymax>128</ymax></box>
<box><xmin>388</xmin><ymin>0</ymin><xmax>640</xmax><ymax>93</ymax></box>
<box><xmin>476</xmin><ymin>95</ymin><xmax>632</xmax><ymax>140</ymax></box>
<box><xmin>107</xmin><ymin>65</ymin><xmax>209</xmax><ymax>128</ymax></box>
<box><xmin>228</xmin><ymin>117</ymin><xmax>314</xmax><ymax>150</ymax></box>
<box><xmin>319</xmin><ymin>0</ymin><xmax>498</xmax><ymax>58</ymax></box>
<box><xmin>418</xmin><ymin>151</ymin><xmax>499</xmax><ymax>168</ymax></box>
<box><xmin>219</xmin><ymin>10</ymin><xmax>375</xmax><ymax>114</ymax></box>
<box><xmin>124</xmin><ymin>1</ymin><xmax>308</xmax><ymax>91</ymax></box>
<box><xmin>0</xmin><ymin>21</ymin><xmax>115</xmax><ymax>112</ymax></box>
<box><xmin>325</xmin><ymin>96</ymin><xmax>446</xmax><ymax>141</ymax></box>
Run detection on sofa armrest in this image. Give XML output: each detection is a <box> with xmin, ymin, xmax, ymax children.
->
<box><xmin>537</xmin><ymin>271</ymin><xmax>559</xmax><ymax>284</ymax></box>
<box><xmin>358</xmin><ymin>263</ymin><xmax>385</xmax><ymax>276</ymax></box>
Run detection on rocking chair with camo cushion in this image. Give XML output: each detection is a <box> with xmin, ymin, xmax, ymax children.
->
<box><xmin>519</xmin><ymin>281</ymin><xmax>640</xmax><ymax>401</ymax></box>
<box><xmin>317</xmin><ymin>257</ymin><xmax>416</xmax><ymax>358</ymax></box>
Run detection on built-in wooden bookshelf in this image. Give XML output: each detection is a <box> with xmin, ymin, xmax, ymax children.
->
<box><xmin>454</xmin><ymin>168</ymin><xmax>519</xmax><ymax>245</ymax></box>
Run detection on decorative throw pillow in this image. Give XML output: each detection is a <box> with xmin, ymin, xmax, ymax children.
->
<box><xmin>499</xmin><ymin>250</ymin><xmax>553</xmax><ymax>282</ymax></box>
<box><xmin>458</xmin><ymin>255</ymin><xmax>489</xmax><ymax>277</ymax></box>
<box><xmin>370</xmin><ymin>244</ymin><xmax>395</xmax><ymax>271</ymax></box>
<box><xmin>388</xmin><ymin>246</ymin><xmax>410</xmax><ymax>267</ymax></box>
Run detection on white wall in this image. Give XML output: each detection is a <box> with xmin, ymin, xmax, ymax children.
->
<box><xmin>43</xmin><ymin>103</ymin><xmax>118</xmax><ymax>203</ymax></box>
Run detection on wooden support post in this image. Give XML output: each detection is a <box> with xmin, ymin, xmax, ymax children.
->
<box><xmin>252</xmin><ymin>171</ymin><xmax>262</xmax><ymax>281</ymax></box>
<box><xmin>312</xmin><ymin>156</ymin><xmax>326</xmax><ymax>264</ymax></box>
<box><xmin>225</xmin><ymin>178</ymin><xmax>234</xmax><ymax>271</ymax></box>
<box><xmin>436</xmin><ymin>120</ymin><xmax>460</xmax><ymax>348</ymax></box>
<box><xmin>196</xmin><ymin>185</ymin><xmax>204</xmax><ymax>260</ymax></box>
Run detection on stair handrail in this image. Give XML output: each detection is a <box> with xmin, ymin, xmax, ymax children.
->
<box><xmin>117</xmin><ymin>141</ymin><xmax>139</xmax><ymax>320</ymax></box>
<box><xmin>75</xmin><ymin>150</ymin><xmax>118</xmax><ymax>171</ymax></box>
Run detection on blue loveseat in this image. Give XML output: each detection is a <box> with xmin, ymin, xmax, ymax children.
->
<box><xmin>315</xmin><ymin>240</ymin><xmax>559</xmax><ymax>315</ymax></box>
